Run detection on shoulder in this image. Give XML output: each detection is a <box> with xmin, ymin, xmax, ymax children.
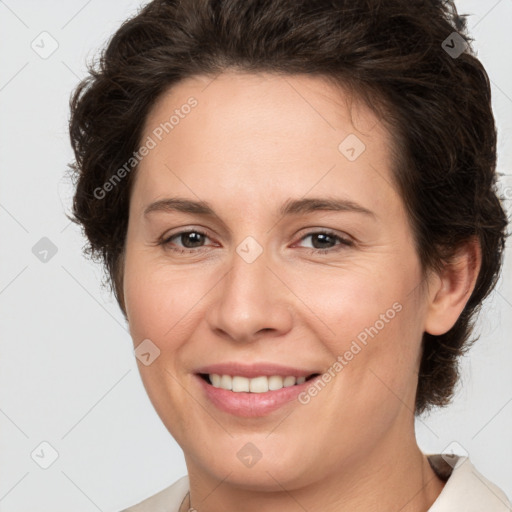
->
<box><xmin>120</xmin><ymin>475</ymin><xmax>189</xmax><ymax>512</ymax></box>
<box><xmin>427</xmin><ymin>454</ymin><xmax>512</xmax><ymax>511</ymax></box>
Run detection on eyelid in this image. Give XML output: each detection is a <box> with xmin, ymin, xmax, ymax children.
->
<box><xmin>293</xmin><ymin>224</ymin><xmax>352</xmax><ymax>239</ymax></box>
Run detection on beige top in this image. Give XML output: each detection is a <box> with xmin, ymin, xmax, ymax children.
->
<box><xmin>120</xmin><ymin>454</ymin><xmax>512</xmax><ymax>511</ymax></box>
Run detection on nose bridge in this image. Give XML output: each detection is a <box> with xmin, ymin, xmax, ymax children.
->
<box><xmin>207</xmin><ymin>237</ymin><xmax>293</xmax><ymax>342</ymax></box>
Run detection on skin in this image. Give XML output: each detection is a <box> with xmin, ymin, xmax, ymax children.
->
<box><xmin>122</xmin><ymin>72</ymin><xmax>481</xmax><ymax>512</ymax></box>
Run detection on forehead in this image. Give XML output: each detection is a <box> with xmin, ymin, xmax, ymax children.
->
<box><xmin>142</xmin><ymin>71</ymin><xmax>386</xmax><ymax>149</ymax></box>
<box><xmin>132</xmin><ymin>71</ymin><xmax>399</xmax><ymax>217</ymax></box>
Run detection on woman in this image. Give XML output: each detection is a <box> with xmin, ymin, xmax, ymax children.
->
<box><xmin>67</xmin><ymin>0</ymin><xmax>511</xmax><ymax>510</ymax></box>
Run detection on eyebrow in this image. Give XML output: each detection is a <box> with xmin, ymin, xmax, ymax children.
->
<box><xmin>143</xmin><ymin>197</ymin><xmax>376</xmax><ymax>218</ymax></box>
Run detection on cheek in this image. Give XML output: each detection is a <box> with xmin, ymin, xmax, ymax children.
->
<box><xmin>123</xmin><ymin>251</ymin><xmax>210</xmax><ymax>344</ymax></box>
<box><xmin>122</xmin><ymin>255</ymin><xmax>208</xmax><ymax>430</ymax></box>
<box><xmin>291</xmin><ymin>261</ymin><xmax>423</xmax><ymax>403</ymax></box>
<box><xmin>286</xmin><ymin>261</ymin><xmax>414</xmax><ymax>345</ymax></box>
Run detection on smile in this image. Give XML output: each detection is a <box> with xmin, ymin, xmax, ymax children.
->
<box><xmin>195</xmin><ymin>365</ymin><xmax>323</xmax><ymax>417</ymax></box>
<box><xmin>200</xmin><ymin>373</ymin><xmax>320</xmax><ymax>392</ymax></box>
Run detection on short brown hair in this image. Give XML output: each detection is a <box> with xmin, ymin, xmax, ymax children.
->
<box><xmin>67</xmin><ymin>0</ymin><xmax>509</xmax><ymax>415</ymax></box>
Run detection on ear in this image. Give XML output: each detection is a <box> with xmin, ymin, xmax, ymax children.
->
<box><xmin>424</xmin><ymin>237</ymin><xmax>482</xmax><ymax>336</ymax></box>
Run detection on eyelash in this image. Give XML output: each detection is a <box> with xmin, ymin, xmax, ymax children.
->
<box><xmin>159</xmin><ymin>228</ymin><xmax>354</xmax><ymax>255</ymax></box>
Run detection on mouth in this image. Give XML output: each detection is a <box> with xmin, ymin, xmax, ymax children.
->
<box><xmin>195</xmin><ymin>370</ymin><xmax>323</xmax><ymax>417</ymax></box>
<box><xmin>197</xmin><ymin>372</ymin><xmax>321</xmax><ymax>392</ymax></box>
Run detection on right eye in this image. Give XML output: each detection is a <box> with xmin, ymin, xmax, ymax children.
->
<box><xmin>159</xmin><ymin>228</ymin><xmax>215</xmax><ymax>254</ymax></box>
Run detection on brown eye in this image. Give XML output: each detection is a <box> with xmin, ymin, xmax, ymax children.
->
<box><xmin>308</xmin><ymin>232</ymin><xmax>337</xmax><ymax>250</ymax></box>
<box><xmin>171</xmin><ymin>231</ymin><xmax>207</xmax><ymax>248</ymax></box>
<box><xmin>160</xmin><ymin>229</ymin><xmax>213</xmax><ymax>253</ymax></box>
<box><xmin>296</xmin><ymin>230</ymin><xmax>353</xmax><ymax>253</ymax></box>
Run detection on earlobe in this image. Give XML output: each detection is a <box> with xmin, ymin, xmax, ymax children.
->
<box><xmin>424</xmin><ymin>237</ymin><xmax>481</xmax><ymax>336</ymax></box>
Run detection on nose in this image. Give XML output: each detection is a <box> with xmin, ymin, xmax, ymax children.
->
<box><xmin>206</xmin><ymin>245</ymin><xmax>293</xmax><ymax>344</ymax></box>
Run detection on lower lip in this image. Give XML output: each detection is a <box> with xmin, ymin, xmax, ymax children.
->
<box><xmin>195</xmin><ymin>374</ymin><xmax>321</xmax><ymax>417</ymax></box>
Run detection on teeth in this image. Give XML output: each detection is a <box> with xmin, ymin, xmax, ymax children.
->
<box><xmin>268</xmin><ymin>375</ymin><xmax>283</xmax><ymax>390</ymax></box>
<box><xmin>220</xmin><ymin>375</ymin><xmax>232</xmax><ymax>389</ymax></box>
<box><xmin>283</xmin><ymin>376</ymin><xmax>296</xmax><ymax>387</ymax></box>
<box><xmin>232</xmin><ymin>376</ymin><xmax>250</xmax><ymax>392</ymax></box>
<box><xmin>208</xmin><ymin>374</ymin><xmax>309</xmax><ymax>392</ymax></box>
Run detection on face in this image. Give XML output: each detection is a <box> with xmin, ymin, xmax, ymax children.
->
<box><xmin>123</xmin><ymin>72</ymin><xmax>430</xmax><ymax>491</ymax></box>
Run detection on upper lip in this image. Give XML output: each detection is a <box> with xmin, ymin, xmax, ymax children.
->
<box><xmin>194</xmin><ymin>362</ymin><xmax>320</xmax><ymax>379</ymax></box>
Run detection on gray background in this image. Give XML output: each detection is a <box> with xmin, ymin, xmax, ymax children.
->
<box><xmin>0</xmin><ymin>0</ymin><xmax>511</xmax><ymax>510</ymax></box>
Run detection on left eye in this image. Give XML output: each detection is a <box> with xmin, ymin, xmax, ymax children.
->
<box><xmin>295</xmin><ymin>231</ymin><xmax>353</xmax><ymax>252</ymax></box>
